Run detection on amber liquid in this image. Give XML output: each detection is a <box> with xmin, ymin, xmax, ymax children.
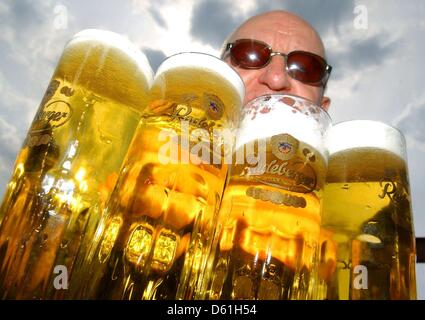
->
<box><xmin>202</xmin><ymin>140</ymin><xmax>326</xmax><ymax>300</ymax></box>
<box><xmin>0</xmin><ymin>39</ymin><xmax>150</xmax><ymax>299</ymax></box>
<box><xmin>318</xmin><ymin>148</ymin><xmax>416</xmax><ymax>300</ymax></box>
<box><xmin>79</xmin><ymin>66</ymin><xmax>242</xmax><ymax>299</ymax></box>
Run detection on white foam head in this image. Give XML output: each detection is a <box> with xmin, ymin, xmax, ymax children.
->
<box><xmin>327</xmin><ymin>120</ymin><xmax>406</xmax><ymax>160</ymax></box>
<box><xmin>154</xmin><ymin>52</ymin><xmax>245</xmax><ymax>102</ymax></box>
<box><xmin>236</xmin><ymin>94</ymin><xmax>331</xmax><ymax>161</ymax></box>
<box><xmin>67</xmin><ymin>29</ymin><xmax>154</xmax><ymax>87</ymax></box>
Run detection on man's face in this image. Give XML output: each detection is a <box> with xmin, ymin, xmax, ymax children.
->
<box><xmin>224</xmin><ymin>13</ymin><xmax>330</xmax><ymax>109</ymax></box>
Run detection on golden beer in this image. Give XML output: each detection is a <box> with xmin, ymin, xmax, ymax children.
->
<box><xmin>199</xmin><ymin>94</ymin><xmax>331</xmax><ymax>300</ymax></box>
<box><xmin>318</xmin><ymin>120</ymin><xmax>416</xmax><ymax>300</ymax></box>
<box><xmin>79</xmin><ymin>52</ymin><xmax>245</xmax><ymax>299</ymax></box>
<box><xmin>0</xmin><ymin>30</ymin><xmax>153</xmax><ymax>299</ymax></box>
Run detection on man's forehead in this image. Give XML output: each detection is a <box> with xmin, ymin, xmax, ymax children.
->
<box><xmin>276</xmin><ymin>29</ymin><xmax>292</xmax><ymax>36</ymax></box>
<box><xmin>230</xmin><ymin>19</ymin><xmax>325</xmax><ymax>56</ymax></box>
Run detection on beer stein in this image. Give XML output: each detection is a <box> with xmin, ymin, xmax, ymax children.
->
<box><xmin>200</xmin><ymin>94</ymin><xmax>331</xmax><ymax>300</ymax></box>
<box><xmin>80</xmin><ymin>52</ymin><xmax>245</xmax><ymax>300</ymax></box>
<box><xmin>318</xmin><ymin>120</ymin><xmax>416</xmax><ymax>300</ymax></box>
<box><xmin>0</xmin><ymin>29</ymin><xmax>153</xmax><ymax>299</ymax></box>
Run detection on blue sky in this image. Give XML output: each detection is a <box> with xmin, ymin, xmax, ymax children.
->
<box><xmin>0</xmin><ymin>0</ymin><xmax>424</xmax><ymax>297</ymax></box>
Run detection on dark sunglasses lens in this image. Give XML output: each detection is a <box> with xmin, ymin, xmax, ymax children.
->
<box><xmin>287</xmin><ymin>52</ymin><xmax>326</xmax><ymax>84</ymax></box>
<box><xmin>231</xmin><ymin>41</ymin><xmax>271</xmax><ymax>68</ymax></box>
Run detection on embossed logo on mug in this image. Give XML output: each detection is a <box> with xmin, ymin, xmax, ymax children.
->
<box><xmin>253</xmin><ymin>159</ymin><xmax>317</xmax><ymax>193</ymax></box>
<box><xmin>31</xmin><ymin>100</ymin><xmax>73</xmax><ymax>133</ymax></box>
<box><xmin>203</xmin><ymin>93</ymin><xmax>224</xmax><ymax>120</ymax></box>
<box><xmin>271</xmin><ymin>133</ymin><xmax>299</xmax><ymax>161</ymax></box>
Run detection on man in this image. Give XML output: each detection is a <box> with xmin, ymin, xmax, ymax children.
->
<box><xmin>221</xmin><ymin>10</ymin><xmax>331</xmax><ymax>110</ymax></box>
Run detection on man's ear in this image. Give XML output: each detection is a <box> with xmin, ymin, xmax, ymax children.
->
<box><xmin>321</xmin><ymin>96</ymin><xmax>331</xmax><ymax>111</ymax></box>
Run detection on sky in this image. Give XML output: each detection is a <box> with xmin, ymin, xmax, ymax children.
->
<box><xmin>0</xmin><ymin>0</ymin><xmax>424</xmax><ymax>297</ymax></box>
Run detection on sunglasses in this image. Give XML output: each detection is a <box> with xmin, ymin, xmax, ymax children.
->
<box><xmin>224</xmin><ymin>39</ymin><xmax>332</xmax><ymax>87</ymax></box>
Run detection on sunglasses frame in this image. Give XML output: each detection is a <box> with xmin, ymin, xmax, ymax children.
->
<box><xmin>224</xmin><ymin>39</ymin><xmax>332</xmax><ymax>87</ymax></box>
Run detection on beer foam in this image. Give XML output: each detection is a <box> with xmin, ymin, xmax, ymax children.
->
<box><xmin>236</xmin><ymin>95</ymin><xmax>331</xmax><ymax>162</ymax></box>
<box><xmin>68</xmin><ymin>29</ymin><xmax>154</xmax><ymax>86</ymax></box>
<box><xmin>327</xmin><ymin>120</ymin><xmax>406</xmax><ymax>160</ymax></box>
<box><xmin>155</xmin><ymin>52</ymin><xmax>245</xmax><ymax>102</ymax></box>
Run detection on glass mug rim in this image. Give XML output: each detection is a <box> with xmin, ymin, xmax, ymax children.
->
<box><xmin>67</xmin><ymin>29</ymin><xmax>154</xmax><ymax>87</ymax></box>
<box><xmin>244</xmin><ymin>93</ymin><xmax>332</xmax><ymax>122</ymax></box>
<box><xmin>155</xmin><ymin>51</ymin><xmax>246</xmax><ymax>103</ymax></box>
<box><xmin>332</xmin><ymin>119</ymin><xmax>406</xmax><ymax>139</ymax></box>
<box><xmin>328</xmin><ymin>119</ymin><xmax>407</xmax><ymax>160</ymax></box>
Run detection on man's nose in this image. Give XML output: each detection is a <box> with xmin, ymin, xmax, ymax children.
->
<box><xmin>258</xmin><ymin>55</ymin><xmax>291</xmax><ymax>91</ymax></box>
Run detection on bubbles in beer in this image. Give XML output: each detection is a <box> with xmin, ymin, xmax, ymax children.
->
<box><xmin>78</xmin><ymin>52</ymin><xmax>244</xmax><ymax>300</ymax></box>
<box><xmin>201</xmin><ymin>95</ymin><xmax>331</xmax><ymax>300</ymax></box>
<box><xmin>0</xmin><ymin>29</ymin><xmax>154</xmax><ymax>299</ymax></box>
<box><xmin>319</xmin><ymin>121</ymin><xmax>416</xmax><ymax>300</ymax></box>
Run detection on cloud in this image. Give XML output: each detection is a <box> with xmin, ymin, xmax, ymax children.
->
<box><xmin>0</xmin><ymin>0</ymin><xmax>64</xmax><ymax>195</ymax></box>
<box><xmin>0</xmin><ymin>68</ymin><xmax>36</xmax><ymax>194</ymax></box>
<box><xmin>328</xmin><ymin>34</ymin><xmax>398</xmax><ymax>80</ymax></box>
<box><xmin>131</xmin><ymin>0</ymin><xmax>168</xmax><ymax>28</ymax></box>
<box><xmin>284</xmin><ymin>0</ymin><xmax>355</xmax><ymax>35</ymax></box>
<box><xmin>0</xmin><ymin>0</ymin><xmax>51</xmax><ymax>36</ymax></box>
<box><xmin>0</xmin><ymin>71</ymin><xmax>36</xmax><ymax>121</ymax></box>
<box><xmin>394</xmin><ymin>99</ymin><xmax>425</xmax><ymax>151</ymax></box>
<box><xmin>0</xmin><ymin>0</ymin><xmax>65</xmax><ymax>123</ymax></box>
<box><xmin>0</xmin><ymin>117</ymin><xmax>21</xmax><ymax>161</ymax></box>
<box><xmin>189</xmin><ymin>0</ymin><xmax>355</xmax><ymax>49</ymax></box>
<box><xmin>190</xmin><ymin>0</ymin><xmax>241</xmax><ymax>48</ymax></box>
<box><xmin>0</xmin><ymin>1</ymin><xmax>73</xmax><ymax>84</ymax></box>
<box><xmin>247</xmin><ymin>0</ymin><xmax>355</xmax><ymax>35</ymax></box>
<box><xmin>149</xmin><ymin>5</ymin><xmax>167</xmax><ymax>29</ymax></box>
<box><xmin>0</xmin><ymin>78</ymin><xmax>25</xmax><ymax>194</ymax></box>
<box><xmin>143</xmin><ymin>48</ymin><xmax>167</xmax><ymax>72</ymax></box>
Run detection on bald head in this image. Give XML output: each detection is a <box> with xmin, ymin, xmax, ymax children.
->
<box><xmin>222</xmin><ymin>10</ymin><xmax>331</xmax><ymax>109</ymax></box>
<box><xmin>226</xmin><ymin>10</ymin><xmax>326</xmax><ymax>59</ymax></box>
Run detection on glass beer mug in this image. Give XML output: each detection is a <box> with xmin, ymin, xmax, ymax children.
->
<box><xmin>0</xmin><ymin>29</ymin><xmax>153</xmax><ymax>299</ymax></box>
<box><xmin>318</xmin><ymin>120</ymin><xmax>417</xmax><ymax>300</ymax></box>
<box><xmin>199</xmin><ymin>94</ymin><xmax>331</xmax><ymax>300</ymax></box>
<box><xmin>79</xmin><ymin>52</ymin><xmax>245</xmax><ymax>300</ymax></box>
